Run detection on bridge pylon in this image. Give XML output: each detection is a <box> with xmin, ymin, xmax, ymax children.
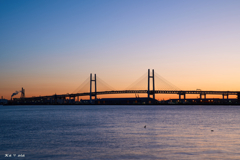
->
<box><xmin>90</xmin><ymin>73</ymin><xmax>97</xmax><ymax>103</ymax></box>
<box><xmin>148</xmin><ymin>69</ymin><xmax>155</xmax><ymax>100</ymax></box>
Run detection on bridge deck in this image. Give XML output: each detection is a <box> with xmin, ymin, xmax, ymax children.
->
<box><xmin>21</xmin><ymin>90</ymin><xmax>240</xmax><ymax>100</ymax></box>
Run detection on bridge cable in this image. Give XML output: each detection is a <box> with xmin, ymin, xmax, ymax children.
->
<box><xmin>125</xmin><ymin>72</ymin><xmax>148</xmax><ymax>90</ymax></box>
<box><xmin>154</xmin><ymin>72</ymin><xmax>180</xmax><ymax>90</ymax></box>
<box><xmin>97</xmin><ymin>76</ymin><xmax>115</xmax><ymax>91</ymax></box>
<box><xmin>72</xmin><ymin>77</ymin><xmax>89</xmax><ymax>93</ymax></box>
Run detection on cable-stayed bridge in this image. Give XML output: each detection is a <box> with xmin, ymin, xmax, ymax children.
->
<box><xmin>16</xmin><ymin>69</ymin><xmax>240</xmax><ymax>104</ymax></box>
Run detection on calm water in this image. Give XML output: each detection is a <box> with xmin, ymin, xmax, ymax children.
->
<box><xmin>1</xmin><ymin>105</ymin><xmax>240</xmax><ymax>160</ymax></box>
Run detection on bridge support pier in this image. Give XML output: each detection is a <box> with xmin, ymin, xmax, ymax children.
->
<box><xmin>238</xmin><ymin>93</ymin><xmax>240</xmax><ymax>100</ymax></box>
<box><xmin>222</xmin><ymin>94</ymin><xmax>229</xmax><ymax>100</ymax></box>
<box><xmin>178</xmin><ymin>93</ymin><xmax>185</xmax><ymax>100</ymax></box>
<box><xmin>199</xmin><ymin>94</ymin><xmax>206</xmax><ymax>99</ymax></box>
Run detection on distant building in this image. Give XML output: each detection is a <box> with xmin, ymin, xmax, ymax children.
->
<box><xmin>0</xmin><ymin>99</ymin><xmax>8</xmax><ymax>105</ymax></box>
<box><xmin>94</xmin><ymin>97</ymin><xmax>158</xmax><ymax>105</ymax></box>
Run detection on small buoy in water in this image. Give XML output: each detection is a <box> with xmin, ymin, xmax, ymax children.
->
<box><xmin>144</xmin><ymin>125</ymin><xmax>146</xmax><ymax>128</ymax></box>
<box><xmin>211</xmin><ymin>130</ymin><xmax>214</xmax><ymax>132</ymax></box>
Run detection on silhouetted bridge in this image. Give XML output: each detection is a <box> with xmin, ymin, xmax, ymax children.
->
<box><xmin>15</xmin><ymin>69</ymin><xmax>240</xmax><ymax>103</ymax></box>
<box><xmin>23</xmin><ymin>90</ymin><xmax>240</xmax><ymax>101</ymax></box>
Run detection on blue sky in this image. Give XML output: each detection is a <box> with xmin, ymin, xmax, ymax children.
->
<box><xmin>1</xmin><ymin>0</ymin><xmax>240</xmax><ymax>99</ymax></box>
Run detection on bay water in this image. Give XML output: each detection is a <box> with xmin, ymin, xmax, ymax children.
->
<box><xmin>1</xmin><ymin>105</ymin><xmax>240</xmax><ymax>159</ymax></box>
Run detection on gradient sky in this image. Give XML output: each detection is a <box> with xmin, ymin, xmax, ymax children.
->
<box><xmin>1</xmin><ymin>0</ymin><xmax>240</xmax><ymax>100</ymax></box>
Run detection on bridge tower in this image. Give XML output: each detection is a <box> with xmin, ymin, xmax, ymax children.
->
<box><xmin>148</xmin><ymin>69</ymin><xmax>155</xmax><ymax>100</ymax></box>
<box><xmin>90</xmin><ymin>73</ymin><xmax>97</xmax><ymax>103</ymax></box>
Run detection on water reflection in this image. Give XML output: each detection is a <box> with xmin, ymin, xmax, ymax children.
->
<box><xmin>0</xmin><ymin>105</ymin><xmax>240</xmax><ymax>159</ymax></box>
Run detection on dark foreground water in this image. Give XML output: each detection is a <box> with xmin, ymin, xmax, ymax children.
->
<box><xmin>1</xmin><ymin>105</ymin><xmax>240</xmax><ymax>160</ymax></box>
